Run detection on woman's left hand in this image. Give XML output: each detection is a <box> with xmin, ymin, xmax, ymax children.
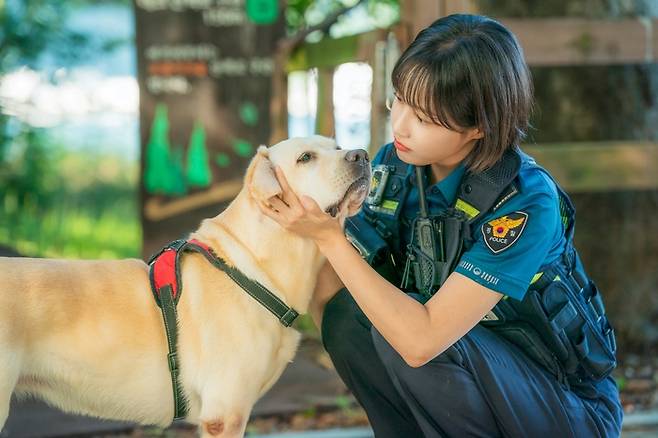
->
<box><xmin>257</xmin><ymin>166</ymin><xmax>343</xmax><ymax>245</ymax></box>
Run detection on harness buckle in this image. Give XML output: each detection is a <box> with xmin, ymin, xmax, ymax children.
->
<box><xmin>168</xmin><ymin>239</ymin><xmax>188</xmax><ymax>252</ymax></box>
<box><xmin>168</xmin><ymin>352</ymin><xmax>179</xmax><ymax>373</ymax></box>
<box><xmin>280</xmin><ymin>308</ymin><xmax>299</xmax><ymax>327</ymax></box>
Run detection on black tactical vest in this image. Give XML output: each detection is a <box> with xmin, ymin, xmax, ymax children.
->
<box><xmin>345</xmin><ymin>144</ymin><xmax>617</xmax><ymax>385</ymax></box>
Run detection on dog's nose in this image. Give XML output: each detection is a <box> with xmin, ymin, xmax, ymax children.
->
<box><xmin>345</xmin><ymin>149</ymin><xmax>369</xmax><ymax>163</ymax></box>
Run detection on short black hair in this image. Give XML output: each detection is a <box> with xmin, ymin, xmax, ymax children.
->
<box><xmin>392</xmin><ymin>14</ymin><xmax>534</xmax><ymax>171</ymax></box>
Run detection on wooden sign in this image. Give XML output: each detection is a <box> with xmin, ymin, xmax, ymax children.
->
<box><xmin>134</xmin><ymin>0</ymin><xmax>285</xmax><ymax>256</ymax></box>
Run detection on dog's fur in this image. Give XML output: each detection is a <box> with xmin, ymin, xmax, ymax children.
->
<box><xmin>0</xmin><ymin>136</ymin><xmax>369</xmax><ymax>437</ymax></box>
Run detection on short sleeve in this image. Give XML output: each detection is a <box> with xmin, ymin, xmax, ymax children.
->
<box><xmin>454</xmin><ymin>178</ymin><xmax>563</xmax><ymax>300</ymax></box>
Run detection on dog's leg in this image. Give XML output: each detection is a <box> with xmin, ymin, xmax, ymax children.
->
<box><xmin>198</xmin><ymin>392</ymin><xmax>250</xmax><ymax>438</ymax></box>
<box><xmin>200</xmin><ymin>412</ymin><xmax>247</xmax><ymax>438</ymax></box>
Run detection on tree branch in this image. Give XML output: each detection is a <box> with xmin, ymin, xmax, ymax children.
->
<box><xmin>278</xmin><ymin>0</ymin><xmax>368</xmax><ymax>53</ymax></box>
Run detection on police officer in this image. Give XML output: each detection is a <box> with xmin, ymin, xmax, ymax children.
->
<box><xmin>258</xmin><ymin>14</ymin><xmax>623</xmax><ymax>438</ymax></box>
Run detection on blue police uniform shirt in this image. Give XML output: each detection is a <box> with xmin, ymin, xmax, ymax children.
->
<box><xmin>360</xmin><ymin>142</ymin><xmax>568</xmax><ymax>301</ymax></box>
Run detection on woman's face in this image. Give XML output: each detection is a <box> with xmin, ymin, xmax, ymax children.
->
<box><xmin>389</xmin><ymin>94</ymin><xmax>483</xmax><ymax>168</ymax></box>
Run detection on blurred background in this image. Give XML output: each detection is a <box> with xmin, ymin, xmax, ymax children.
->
<box><xmin>1</xmin><ymin>0</ymin><xmax>657</xmax><ymax>436</ymax></box>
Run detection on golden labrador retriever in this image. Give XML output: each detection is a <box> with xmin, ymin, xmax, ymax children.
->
<box><xmin>0</xmin><ymin>135</ymin><xmax>370</xmax><ymax>437</ymax></box>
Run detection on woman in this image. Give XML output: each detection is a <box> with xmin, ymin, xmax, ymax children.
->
<box><xmin>258</xmin><ymin>14</ymin><xmax>622</xmax><ymax>438</ymax></box>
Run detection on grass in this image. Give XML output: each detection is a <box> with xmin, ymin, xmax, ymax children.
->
<box><xmin>0</xmin><ymin>145</ymin><xmax>141</xmax><ymax>260</ymax></box>
<box><xmin>0</xmin><ymin>200</ymin><xmax>141</xmax><ymax>259</ymax></box>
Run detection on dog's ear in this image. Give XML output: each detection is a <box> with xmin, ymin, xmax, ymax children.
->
<box><xmin>245</xmin><ymin>145</ymin><xmax>282</xmax><ymax>201</ymax></box>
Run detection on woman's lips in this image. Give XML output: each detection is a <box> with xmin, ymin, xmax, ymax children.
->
<box><xmin>394</xmin><ymin>139</ymin><xmax>411</xmax><ymax>152</ymax></box>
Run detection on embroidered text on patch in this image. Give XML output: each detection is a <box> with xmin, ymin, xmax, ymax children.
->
<box><xmin>481</xmin><ymin>212</ymin><xmax>528</xmax><ymax>254</ymax></box>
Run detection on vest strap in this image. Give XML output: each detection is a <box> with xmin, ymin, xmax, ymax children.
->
<box><xmin>454</xmin><ymin>147</ymin><xmax>522</xmax><ymax>225</ymax></box>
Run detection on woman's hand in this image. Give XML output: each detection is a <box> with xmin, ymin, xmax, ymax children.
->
<box><xmin>257</xmin><ymin>166</ymin><xmax>343</xmax><ymax>246</ymax></box>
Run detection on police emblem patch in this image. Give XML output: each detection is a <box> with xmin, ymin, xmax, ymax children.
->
<box><xmin>481</xmin><ymin>211</ymin><xmax>528</xmax><ymax>254</ymax></box>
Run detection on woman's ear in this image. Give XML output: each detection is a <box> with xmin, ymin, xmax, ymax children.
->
<box><xmin>245</xmin><ymin>145</ymin><xmax>282</xmax><ymax>202</ymax></box>
<box><xmin>471</xmin><ymin>127</ymin><xmax>485</xmax><ymax>140</ymax></box>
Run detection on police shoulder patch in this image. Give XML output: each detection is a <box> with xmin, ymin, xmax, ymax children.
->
<box><xmin>481</xmin><ymin>211</ymin><xmax>528</xmax><ymax>254</ymax></box>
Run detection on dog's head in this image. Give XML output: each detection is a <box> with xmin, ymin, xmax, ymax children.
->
<box><xmin>245</xmin><ymin>136</ymin><xmax>370</xmax><ymax>219</ymax></box>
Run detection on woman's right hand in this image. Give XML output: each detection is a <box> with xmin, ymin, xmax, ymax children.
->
<box><xmin>309</xmin><ymin>258</ymin><xmax>345</xmax><ymax>328</ymax></box>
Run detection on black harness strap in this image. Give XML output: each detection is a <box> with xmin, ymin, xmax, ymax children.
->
<box><xmin>158</xmin><ymin>284</ymin><xmax>187</xmax><ymax>420</ymax></box>
<box><xmin>148</xmin><ymin>238</ymin><xmax>300</xmax><ymax>422</ymax></box>
<box><xmin>182</xmin><ymin>241</ymin><xmax>300</xmax><ymax>327</ymax></box>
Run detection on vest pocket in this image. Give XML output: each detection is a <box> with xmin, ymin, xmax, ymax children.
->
<box><xmin>487</xmin><ymin>321</ymin><xmax>563</xmax><ymax>380</ymax></box>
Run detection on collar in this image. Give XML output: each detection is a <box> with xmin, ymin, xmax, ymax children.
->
<box><xmin>409</xmin><ymin>163</ymin><xmax>466</xmax><ymax>204</ymax></box>
<box><xmin>433</xmin><ymin>163</ymin><xmax>466</xmax><ymax>203</ymax></box>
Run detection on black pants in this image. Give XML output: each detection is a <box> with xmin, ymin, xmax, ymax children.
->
<box><xmin>321</xmin><ymin>289</ymin><xmax>623</xmax><ymax>438</ymax></box>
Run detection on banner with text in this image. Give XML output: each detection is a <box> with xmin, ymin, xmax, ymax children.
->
<box><xmin>134</xmin><ymin>0</ymin><xmax>285</xmax><ymax>256</ymax></box>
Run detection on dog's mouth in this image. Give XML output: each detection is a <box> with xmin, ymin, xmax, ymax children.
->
<box><xmin>325</xmin><ymin>176</ymin><xmax>370</xmax><ymax>218</ymax></box>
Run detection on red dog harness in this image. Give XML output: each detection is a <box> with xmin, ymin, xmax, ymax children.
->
<box><xmin>148</xmin><ymin>238</ymin><xmax>300</xmax><ymax>421</ymax></box>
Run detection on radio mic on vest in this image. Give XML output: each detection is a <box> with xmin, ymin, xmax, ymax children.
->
<box><xmin>400</xmin><ymin>167</ymin><xmax>446</xmax><ymax>297</ymax></box>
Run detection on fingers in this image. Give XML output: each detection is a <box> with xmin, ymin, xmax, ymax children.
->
<box><xmin>257</xmin><ymin>195</ymin><xmax>294</xmax><ymax>227</ymax></box>
<box><xmin>300</xmin><ymin>195</ymin><xmax>322</xmax><ymax>213</ymax></box>
<box><xmin>274</xmin><ymin>166</ymin><xmax>303</xmax><ymax>210</ymax></box>
<box><xmin>268</xmin><ymin>196</ymin><xmax>288</xmax><ymax>212</ymax></box>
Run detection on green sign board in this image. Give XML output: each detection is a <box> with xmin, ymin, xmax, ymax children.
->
<box><xmin>134</xmin><ymin>0</ymin><xmax>285</xmax><ymax>256</ymax></box>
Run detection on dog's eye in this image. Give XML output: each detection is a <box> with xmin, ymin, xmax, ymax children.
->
<box><xmin>297</xmin><ymin>152</ymin><xmax>313</xmax><ymax>163</ymax></box>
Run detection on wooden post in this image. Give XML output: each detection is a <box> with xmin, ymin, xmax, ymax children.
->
<box><xmin>443</xmin><ymin>0</ymin><xmax>479</xmax><ymax>16</ymax></box>
<box><xmin>370</xmin><ymin>39</ymin><xmax>387</xmax><ymax>154</ymax></box>
<box><xmin>369</xmin><ymin>32</ymin><xmax>400</xmax><ymax>156</ymax></box>
<box><xmin>269</xmin><ymin>44</ymin><xmax>289</xmax><ymax>145</ymax></box>
<box><xmin>315</xmin><ymin>67</ymin><xmax>335</xmax><ymax>137</ymax></box>
<box><xmin>399</xmin><ymin>0</ymin><xmax>440</xmax><ymax>46</ymax></box>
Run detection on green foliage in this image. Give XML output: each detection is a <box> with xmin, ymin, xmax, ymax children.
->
<box><xmin>0</xmin><ymin>124</ymin><xmax>61</xmax><ymax>214</ymax></box>
<box><xmin>334</xmin><ymin>394</ymin><xmax>353</xmax><ymax>411</ymax></box>
<box><xmin>0</xmin><ymin>0</ymin><xmax>129</xmax><ymax>72</ymax></box>
<box><xmin>1</xmin><ymin>1</ymin><xmax>139</xmax><ymax>259</ymax></box>
<box><xmin>286</xmin><ymin>0</ymin><xmax>399</xmax><ymax>35</ymax></box>
<box><xmin>0</xmin><ymin>132</ymin><xmax>140</xmax><ymax>259</ymax></box>
<box><xmin>293</xmin><ymin>314</ymin><xmax>320</xmax><ymax>338</ymax></box>
<box><xmin>286</xmin><ymin>0</ymin><xmax>317</xmax><ymax>32</ymax></box>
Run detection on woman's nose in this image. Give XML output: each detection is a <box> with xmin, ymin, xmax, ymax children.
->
<box><xmin>391</xmin><ymin>105</ymin><xmax>411</xmax><ymax>138</ymax></box>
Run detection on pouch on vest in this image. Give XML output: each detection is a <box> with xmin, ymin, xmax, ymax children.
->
<box><xmin>478</xmin><ymin>166</ymin><xmax>617</xmax><ymax>383</ymax></box>
<box><xmin>346</xmin><ymin>213</ymin><xmax>402</xmax><ymax>288</ymax></box>
<box><xmin>345</xmin><ymin>146</ymin><xmax>411</xmax><ymax>289</ymax></box>
<box><xmin>481</xmin><ymin>252</ymin><xmax>617</xmax><ymax>382</ymax></box>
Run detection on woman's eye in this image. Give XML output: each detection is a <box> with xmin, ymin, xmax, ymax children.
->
<box><xmin>297</xmin><ymin>152</ymin><xmax>312</xmax><ymax>163</ymax></box>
